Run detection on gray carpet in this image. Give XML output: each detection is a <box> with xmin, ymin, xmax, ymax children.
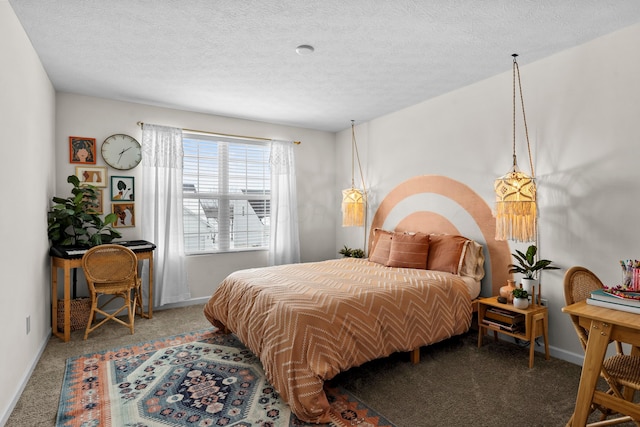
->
<box><xmin>6</xmin><ymin>304</ymin><xmax>636</xmax><ymax>427</ymax></box>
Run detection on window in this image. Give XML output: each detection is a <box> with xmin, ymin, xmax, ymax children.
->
<box><xmin>183</xmin><ymin>133</ymin><xmax>270</xmax><ymax>254</ymax></box>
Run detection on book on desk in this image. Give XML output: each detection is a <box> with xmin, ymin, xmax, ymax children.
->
<box><xmin>587</xmin><ymin>289</ymin><xmax>640</xmax><ymax>314</ymax></box>
<box><xmin>590</xmin><ymin>288</ymin><xmax>640</xmax><ymax>307</ymax></box>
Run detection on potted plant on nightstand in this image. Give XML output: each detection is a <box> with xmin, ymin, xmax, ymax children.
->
<box><xmin>512</xmin><ymin>287</ymin><xmax>529</xmax><ymax>309</ymax></box>
<box><xmin>508</xmin><ymin>244</ymin><xmax>559</xmax><ymax>294</ymax></box>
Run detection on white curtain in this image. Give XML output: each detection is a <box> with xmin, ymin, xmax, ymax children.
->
<box><xmin>141</xmin><ymin>123</ymin><xmax>190</xmax><ymax>307</ymax></box>
<box><xmin>269</xmin><ymin>140</ymin><xmax>300</xmax><ymax>265</ymax></box>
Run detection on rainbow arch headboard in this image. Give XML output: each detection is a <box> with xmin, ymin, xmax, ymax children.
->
<box><xmin>368</xmin><ymin>175</ymin><xmax>511</xmax><ymax>296</ymax></box>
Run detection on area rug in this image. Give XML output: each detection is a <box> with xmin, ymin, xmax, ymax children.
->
<box><xmin>56</xmin><ymin>329</ymin><xmax>395</xmax><ymax>427</ymax></box>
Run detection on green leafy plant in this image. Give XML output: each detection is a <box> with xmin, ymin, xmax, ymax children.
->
<box><xmin>512</xmin><ymin>287</ymin><xmax>529</xmax><ymax>299</ymax></box>
<box><xmin>508</xmin><ymin>244</ymin><xmax>559</xmax><ymax>279</ymax></box>
<box><xmin>339</xmin><ymin>245</ymin><xmax>365</xmax><ymax>258</ymax></box>
<box><xmin>338</xmin><ymin>245</ymin><xmax>353</xmax><ymax>257</ymax></box>
<box><xmin>47</xmin><ymin>175</ymin><xmax>121</xmax><ymax>247</ymax></box>
<box><xmin>351</xmin><ymin>248</ymin><xmax>365</xmax><ymax>258</ymax></box>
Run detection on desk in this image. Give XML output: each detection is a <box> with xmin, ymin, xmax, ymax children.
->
<box><xmin>562</xmin><ymin>301</ymin><xmax>640</xmax><ymax>426</ymax></box>
<box><xmin>51</xmin><ymin>244</ymin><xmax>154</xmax><ymax>342</ymax></box>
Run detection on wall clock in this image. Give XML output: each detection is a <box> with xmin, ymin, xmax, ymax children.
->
<box><xmin>101</xmin><ymin>134</ymin><xmax>142</xmax><ymax>170</ymax></box>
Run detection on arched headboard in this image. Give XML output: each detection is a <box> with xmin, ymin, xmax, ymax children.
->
<box><xmin>369</xmin><ymin>175</ymin><xmax>511</xmax><ymax>296</ymax></box>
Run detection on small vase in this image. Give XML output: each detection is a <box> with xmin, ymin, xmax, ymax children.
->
<box><xmin>500</xmin><ymin>279</ymin><xmax>516</xmax><ymax>303</ymax></box>
<box><xmin>513</xmin><ymin>297</ymin><xmax>529</xmax><ymax>309</ymax></box>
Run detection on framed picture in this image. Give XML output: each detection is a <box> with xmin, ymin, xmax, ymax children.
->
<box><xmin>110</xmin><ymin>176</ymin><xmax>135</xmax><ymax>201</ymax></box>
<box><xmin>86</xmin><ymin>189</ymin><xmax>104</xmax><ymax>214</ymax></box>
<box><xmin>75</xmin><ymin>166</ymin><xmax>107</xmax><ymax>187</ymax></box>
<box><xmin>112</xmin><ymin>202</ymin><xmax>135</xmax><ymax>228</ymax></box>
<box><xmin>69</xmin><ymin>136</ymin><xmax>97</xmax><ymax>164</ymax></box>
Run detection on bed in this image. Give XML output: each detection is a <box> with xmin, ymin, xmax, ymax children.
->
<box><xmin>204</xmin><ymin>230</ymin><xmax>485</xmax><ymax>423</ymax></box>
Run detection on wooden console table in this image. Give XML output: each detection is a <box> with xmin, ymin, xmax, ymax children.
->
<box><xmin>50</xmin><ymin>241</ymin><xmax>155</xmax><ymax>342</ymax></box>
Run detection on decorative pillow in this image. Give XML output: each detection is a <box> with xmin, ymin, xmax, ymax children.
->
<box><xmin>387</xmin><ymin>231</ymin><xmax>430</xmax><ymax>269</ymax></box>
<box><xmin>369</xmin><ymin>228</ymin><xmax>393</xmax><ymax>265</ymax></box>
<box><xmin>427</xmin><ymin>234</ymin><xmax>470</xmax><ymax>274</ymax></box>
<box><xmin>459</xmin><ymin>240</ymin><xmax>486</xmax><ymax>281</ymax></box>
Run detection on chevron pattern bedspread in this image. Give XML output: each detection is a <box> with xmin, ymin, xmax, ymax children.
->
<box><xmin>203</xmin><ymin>257</ymin><xmax>472</xmax><ymax>423</ymax></box>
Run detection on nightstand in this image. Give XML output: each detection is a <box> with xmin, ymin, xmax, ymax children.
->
<box><xmin>477</xmin><ymin>296</ymin><xmax>550</xmax><ymax>368</ymax></box>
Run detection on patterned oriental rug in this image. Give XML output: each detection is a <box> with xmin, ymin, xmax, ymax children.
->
<box><xmin>56</xmin><ymin>329</ymin><xmax>396</xmax><ymax>427</ymax></box>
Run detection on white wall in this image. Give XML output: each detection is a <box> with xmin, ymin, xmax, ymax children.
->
<box><xmin>336</xmin><ymin>23</ymin><xmax>640</xmax><ymax>364</ymax></box>
<box><xmin>54</xmin><ymin>93</ymin><xmax>337</xmax><ymax>300</ymax></box>
<box><xmin>0</xmin><ymin>1</ymin><xmax>56</xmax><ymax>423</ymax></box>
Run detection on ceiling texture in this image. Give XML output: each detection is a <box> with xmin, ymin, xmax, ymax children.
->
<box><xmin>8</xmin><ymin>1</ymin><xmax>640</xmax><ymax>132</ymax></box>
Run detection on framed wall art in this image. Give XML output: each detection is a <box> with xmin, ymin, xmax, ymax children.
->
<box><xmin>75</xmin><ymin>166</ymin><xmax>107</xmax><ymax>187</ymax></box>
<box><xmin>112</xmin><ymin>202</ymin><xmax>135</xmax><ymax>228</ymax></box>
<box><xmin>110</xmin><ymin>176</ymin><xmax>135</xmax><ymax>201</ymax></box>
<box><xmin>69</xmin><ymin>136</ymin><xmax>97</xmax><ymax>164</ymax></box>
<box><xmin>88</xmin><ymin>189</ymin><xmax>104</xmax><ymax>214</ymax></box>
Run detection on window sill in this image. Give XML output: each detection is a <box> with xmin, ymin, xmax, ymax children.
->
<box><xmin>185</xmin><ymin>248</ymin><xmax>268</xmax><ymax>257</ymax></box>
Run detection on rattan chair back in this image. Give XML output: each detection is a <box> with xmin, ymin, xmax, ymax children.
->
<box><xmin>81</xmin><ymin>244</ymin><xmax>140</xmax><ymax>340</ymax></box>
<box><xmin>83</xmin><ymin>245</ymin><xmax>137</xmax><ymax>288</ymax></box>
<box><xmin>563</xmin><ymin>266</ymin><xmax>605</xmax><ymax>351</ymax></box>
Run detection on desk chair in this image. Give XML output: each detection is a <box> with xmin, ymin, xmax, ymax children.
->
<box><xmin>82</xmin><ymin>244</ymin><xmax>141</xmax><ymax>340</ymax></box>
<box><xmin>564</xmin><ymin>266</ymin><xmax>640</xmax><ymax>426</ymax></box>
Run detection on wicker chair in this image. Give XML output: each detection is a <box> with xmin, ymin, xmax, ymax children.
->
<box><xmin>563</xmin><ymin>266</ymin><xmax>640</xmax><ymax>426</ymax></box>
<box><xmin>81</xmin><ymin>244</ymin><xmax>141</xmax><ymax>340</ymax></box>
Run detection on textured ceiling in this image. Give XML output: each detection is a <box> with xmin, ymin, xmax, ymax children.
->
<box><xmin>8</xmin><ymin>0</ymin><xmax>640</xmax><ymax>132</ymax></box>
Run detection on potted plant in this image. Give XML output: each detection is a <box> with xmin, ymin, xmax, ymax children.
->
<box><xmin>508</xmin><ymin>244</ymin><xmax>559</xmax><ymax>293</ymax></box>
<box><xmin>47</xmin><ymin>175</ymin><xmax>123</xmax><ymax>331</ymax></box>
<box><xmin>339</xmin><ymin>245</ymin><xmax>365</xmax><ymax>258</ymax></box>
<box><xmin>47</xmin><ymin>175</ymin><xmax>121</xmax><ymax>247</ymax></box>
<box><xmin>512</xmin><ymin>287</ymin><xmax>529</xmax><ymax>309</ymax></box>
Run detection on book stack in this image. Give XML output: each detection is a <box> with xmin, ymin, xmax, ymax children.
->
<box><xmin>586</xmin><ymin>288</ymin><xmax>640</xmax><ymax>314</ymax></box>
<box><xmin>482</xmin><ymin>307</ymin><xmax>525</xmax><ymax>332</ymax></box>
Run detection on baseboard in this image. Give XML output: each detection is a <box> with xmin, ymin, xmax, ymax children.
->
<box><xmin>546</xmin><ymin>344</ymin><xmax>630</xmax><ymax>367</ymax></box>
<box><xmin>482</xmin><ymin>333</ymin><xmax>585</xmax><ymax>366</ymax></box>
<box><xmin>152</xmin><ymin>296</ymin><xmax>210</xmax><ymax>311</ymax></box>
<box><xmin>549</xmin><ymin>346</ymin><xmax>585</xmax><ymax>366</ymax></box>
<box><xmin>1</xmin><ymin>332</ymin><xmax>49</xmax><ymax>426</ymax></box>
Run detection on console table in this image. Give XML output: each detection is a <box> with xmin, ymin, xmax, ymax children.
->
<box><xmin>50</xmin><ymin>240</ymin><xmax>155</xmax><ymax>342</ymax></box>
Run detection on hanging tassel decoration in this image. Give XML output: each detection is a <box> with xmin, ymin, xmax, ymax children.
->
<box><xmin>494</xmin><ymin>168</ymin><xmax>537</xmax><ymax>242</ymax></box>
<box><xmin>342</xmin><ymin>187</ymin><xmax>365</xmax><ymax>227</ymax></box>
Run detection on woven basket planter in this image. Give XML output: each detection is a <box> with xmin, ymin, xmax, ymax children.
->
<box><xmin>57</xmin><ymin>297</ymin><xmax>91</xmax><ymax>331</ymax></box>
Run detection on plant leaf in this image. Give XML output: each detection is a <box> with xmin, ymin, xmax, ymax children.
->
<box><xmin>67</xmin><ymin>174</ymin><xmax>80</xmax><ymax>186</ymax></box>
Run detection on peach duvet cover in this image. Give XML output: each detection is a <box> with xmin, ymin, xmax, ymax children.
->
<box><xmin>204</xmin><ymin>257</ymin><xmax>472</xmax><ymax>423</ymax></box>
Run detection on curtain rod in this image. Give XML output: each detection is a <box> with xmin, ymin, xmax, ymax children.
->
<box><xmin>136</xmin><ymin>121</ymin><xmax>301</xmax><ymax>145</ymax></box>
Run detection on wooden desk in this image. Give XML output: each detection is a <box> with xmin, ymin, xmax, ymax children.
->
<box><xmin>562</xmin><ymin>301</ymin><xmax>640</xmax><ymax>426</ymax></box>
<box><xmin>51</xmin><ymin>248</ymin><xmax>154</xmax><ymax>342</ymax></box>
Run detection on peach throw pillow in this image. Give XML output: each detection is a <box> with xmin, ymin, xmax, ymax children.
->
<box><xmin>369</xmin><ymin>229</ymin><xmax>393</xmax><ymax>265</ymax></box>
<box><xmin>427</xmin><ymin>234</ymin><xmax>470</xmax><ymax>274</ymax></box>
<box><xmin>387</xmin><ymin>232</ymin><xmax>430</xmax><ymax>269</ymax></box>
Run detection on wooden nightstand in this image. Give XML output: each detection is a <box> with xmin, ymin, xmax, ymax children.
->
<box><xmin>477</xmin><ymin>296</ymin><xmax>550</xmax><ymax>368</ymax></box>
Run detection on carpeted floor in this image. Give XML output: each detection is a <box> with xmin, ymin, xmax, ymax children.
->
<box><xmin>55</xmin><ymin>328</ymin><xmax>393</xmax><ymax>426</ymax></box>
<box><xmin>6</xmin><ymin>304</ymin><xmax>637</xmax><ymax>427</ymax></box>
